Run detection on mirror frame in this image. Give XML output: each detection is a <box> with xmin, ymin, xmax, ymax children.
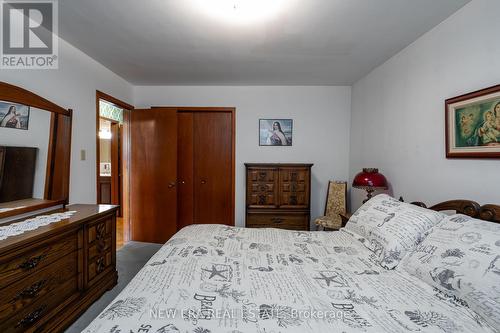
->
<box><xmin>0</xmin><ymin>81</ymin><xmax>72</xmax><ymax>219</ymax></box>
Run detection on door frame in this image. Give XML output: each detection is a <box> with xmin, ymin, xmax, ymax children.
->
<box><xmin>96</xmin><ymin>91</ymin><xmax>134</xmax><ymax>241</ymax></box>
<box><xmin>153</xmin><ymin>106</ymin><xmax>236</xmax><ymax>226</ymax></box>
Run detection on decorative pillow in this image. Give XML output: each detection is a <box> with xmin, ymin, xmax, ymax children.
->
<box><xmin>344</xmin><ymin>194</ymin><xmax>445</xmax><ymax>269</ymax></box>
<box><xmin>400</xmin><ymin>214</ymin><xmax>500</xmax><ymax>331</ymax></box>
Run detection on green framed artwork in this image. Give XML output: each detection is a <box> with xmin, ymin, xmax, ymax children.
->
<box><xmin>446</xmin><ymin>84</ymin><xmax>500</xmax><ymax>158</ymax></box>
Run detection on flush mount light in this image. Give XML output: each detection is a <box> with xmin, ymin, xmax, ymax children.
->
<box><xmin>193</xmin><ymin>0</ymin><xmax>288</xmax><ymax>24</ymax></box>
<box><xmin>98</xmin><ymin>129</ymin><xmax>112</xmax><ymax>139</ymax></box>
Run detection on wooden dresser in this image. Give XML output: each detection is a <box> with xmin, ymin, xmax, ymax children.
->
<box><xmin>245</xmin><ymin>163</ymin><xmax>313</xmax><ymax>230</ymax></box>
<box><xmin>0</xmin><ymin>204</ymin><xmax>118</xmax><ymax>333</ymax></box>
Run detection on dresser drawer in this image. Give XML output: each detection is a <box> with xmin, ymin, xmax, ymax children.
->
<box><xmin>0</xmin><ymin>250</ymin><xmax>78</xmax><ymax>324</ymax></box>
<box><xmin>246</xmin><ymin>167</ymin><xmax>279</xmax><ymax>208</ymax></box>
<box><xmin>279</xmin><ymin>167</ymin><xmax>310</xmax><ymax>208</ymax></box>
<box><xmin>86</xmin><ymin>215</ymin><xmax>114</xmax><ymax>286</ymax></box>
<box><xmin>246</xmin><ymin>212</ymin><xmax>309</xmax><ymax>230</ymax></box>
<box><xmin>1</xmin><ymin>278</ymin><xmax>78</xmax><ymax>333</ymax></box>
<box><xmin>0</xmin><ymin>232</ymin><xmax>78</xmax><ymax>290</ymax></box>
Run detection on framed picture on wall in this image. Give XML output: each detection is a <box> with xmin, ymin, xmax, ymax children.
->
<box><xmin>0</xmin><ymin>101</ymin><xmax>30</xmax><ymax>130</ymax></box>
<box><xmin>446</xmin><ymin>84</ymin><xmax>500</xmax><ymax>158</ymax></box>
<box><xmin>259</xmin><ymin>119</ymin><xmax>293</xmax><ymax>146</ymax></box>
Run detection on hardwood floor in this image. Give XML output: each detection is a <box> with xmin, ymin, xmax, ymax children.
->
<box><xmin>116</xmin><ymin>217</ymin><xmax>124</xmax><ymax>250</ymax></box>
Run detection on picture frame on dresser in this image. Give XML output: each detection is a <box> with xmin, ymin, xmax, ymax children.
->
<box><xmin>445</xmin><ymin>84</ymin><xmax>500</xmax><ymax>158</ymax></box>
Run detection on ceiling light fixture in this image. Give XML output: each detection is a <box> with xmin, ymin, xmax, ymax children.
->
<box><xmin>193</xmin><ymin>0</ymin><xmax>288</xmax><ymax>25</ymax></box>
<box><xmin>98</xmin><ymin>129</ymin><xmax>112</xmax><ymax>140</ymax></box>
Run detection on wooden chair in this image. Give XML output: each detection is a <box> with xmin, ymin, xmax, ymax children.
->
<box><xmin>315</xmin><ymin>181</ymin><xmax>347</xmax><ymax>231</ymax></box>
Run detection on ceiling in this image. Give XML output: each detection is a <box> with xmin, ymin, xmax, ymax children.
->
<box><xmin>59</xmin><ymin>0</ymin><xmax>470</xmax><ymax>85</ymax></box>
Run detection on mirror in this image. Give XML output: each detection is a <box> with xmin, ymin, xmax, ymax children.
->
<box><xmin>0</xmin><ymin>105</ymin><xmax>51</xmax><ymax>203</ymax></box>
<box><xmin>0</xmin><ymin>82</ymin><xmax>72</xmax><ymax>219</ymax></box>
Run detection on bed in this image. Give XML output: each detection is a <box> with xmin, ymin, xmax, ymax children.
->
<box><xmin>83</xmin><ymin>195</ymin><xmax>500</xmax><ymax>333</ymax></box>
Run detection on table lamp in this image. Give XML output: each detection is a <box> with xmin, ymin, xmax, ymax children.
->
<box><xmin>352</xmin><ymin>168</ymin><xmax>388</xmax><ymax>203</ymax></box>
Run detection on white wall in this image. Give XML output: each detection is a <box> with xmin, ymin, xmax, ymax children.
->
<box><xmin>0</xmin><ymin>108</ymin><xmax>51</xmax><ymax>198</ymax></box>
<box><xmin>134</xmin><ymin>86</ymin><xmax>351</xmax><ymax>228</ymax></box>
<box><xmin>350</xmin><ymin>0</ymin><xmax>500</xmax><ymax>210</ymax></box>
<box><xmin>1</xmin><ymin>37</ymin><xmax>133</xmax><ymax>204</ymax></box>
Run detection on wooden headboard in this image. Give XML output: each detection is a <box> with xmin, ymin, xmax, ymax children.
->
<box><xmin>411</xmin><ymin>200</ymin><xmax>500</xmax><ymax>224</ymax></box>
<box><xmin>339</xmin><ymin>199</ymin><xmax>500</xmax><ymax>227</ymax></box>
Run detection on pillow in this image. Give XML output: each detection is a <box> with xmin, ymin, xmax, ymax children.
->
<box><xmin>400</xmin><ymin>214</ymin><xmax>500</xmax><ymax>331</ymax></box>
<box><xmin>344</xmin><ymin>194</ymin><xmax>445</xmax><ymax>269</ymax></box>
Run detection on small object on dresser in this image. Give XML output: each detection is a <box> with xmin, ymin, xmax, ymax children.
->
<box><xmin>352</xmin><ymin>168</ymin><xmax>388</xmax><ymax>203</ymax></box>
<box><xmin>315</xmin><ymin>181</ymin><xmax>347</xmax><ymax>231</ymax></box>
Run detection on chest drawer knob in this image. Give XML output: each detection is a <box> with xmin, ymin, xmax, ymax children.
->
<box><xmin>18</xmin><ymin>254</ymin><xmax>46</xmax><ymax>270</ymax></box>
<box><xmin>16</xmin><ymin>305</ymin><xmax>47</xmax><ymax>328</ymax></box>
<box><xmin>13</xmin><ymin>279</ymin><xmax>47</xmax><ymax>301</ymax></box>
<box><xmin>271</xmin><ymin>217</ymin><xmax>284</xmax><ymax>224</ymax></box>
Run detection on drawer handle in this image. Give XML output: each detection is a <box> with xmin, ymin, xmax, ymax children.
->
<box><xmin>96</xmin><ymin>223</ymin><xmax>106</xmax><ymax>240</ymax></box>
<box><xmin>18</xmin><ymin>255</ymin><xmax>46</xmax><ymax>270</ymax></box>
<box><xmin>271</xmin><ymin>218</ymin><xmax>284</xmax><ymax>224</ymax></box>
<box><xmin>16</xmin><ymin>305</ymin><xmax>46</xmax><ymax>328</ymax></box>
<box><xmin>96</xmin><ymin>256</ymin><xmax>106</xmax><ymax>273</ymax></box>
<box><xmin>13</xmin><ymin>279</ymin><xmax>47</xmax><ymax>301</ymax></box>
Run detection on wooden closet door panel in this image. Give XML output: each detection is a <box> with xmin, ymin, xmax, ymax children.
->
<box><xmin>130</xmin><ymin>108</ymin><xmax>177</xmax><ymax>243</ymax></box>
<box><xmin>193</xmin><ymin>112</ymin><xmax>232</xmax><ymax>225</ymax></box>
<box><xmin>177</xmin><ymin>112</ymin><xmax>194</xmax><ymax>229</ymax></box>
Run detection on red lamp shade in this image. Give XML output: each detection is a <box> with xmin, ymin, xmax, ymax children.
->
<box><xmin>352</xmin><ymin>168</ymin><xmax>388</xmax><ymax>203</ymax></box>
<box><xmin>352</xmin><ymin>168</ymin><xmax>388</xmax><ymax>190</ymax></box>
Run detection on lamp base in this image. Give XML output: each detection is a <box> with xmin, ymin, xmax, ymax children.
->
<box><xmin>363</xmin><ymin>188</ymin><xmax>376</xmax><ymax>204</ymax></box>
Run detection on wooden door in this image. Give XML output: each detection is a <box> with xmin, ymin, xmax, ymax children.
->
<box><xmin>121</xmin><ymin>109</ymin><xmax>131</xmax><ymax>242</ymax></box>
<box><xmin>193</xmin><ymin>112</ymin><xmax>233</xmax><ymax>225</ymax></box>
<box><xmin>130</xmin><ymin>108</ymin><xmax>178</xmax><ymax>243</ymax></box>
<box><xmin>116</xmin><ymin>123</ymin><xmax>123</xmax><ymax>217</ymax></box>
<box><xmin>98</xmin><ymin>176</ymin><xmax>112</xmax><ymax>203</ymax></box>
<box><xmin>177</xmin><ymin>112</ymin><xmax>194</xmax><ymax>229</ymax></box>
<box><xmin>110</xmin><ymin>122</ymin><xmax>120</xmax><ymax>209</ymax></box>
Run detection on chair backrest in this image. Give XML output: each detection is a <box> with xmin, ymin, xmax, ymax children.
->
<box><xmin>324</xmin><ymin>181</ymin><xmax>347</xmax><ymax>219</ymax></box>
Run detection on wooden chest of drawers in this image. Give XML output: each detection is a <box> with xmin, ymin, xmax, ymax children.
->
<box><xmin>0</xmin><ymin>204</ymin><xmax>118</xmax><ymax>333</ymax></box>
<box><xmin>245</xmin><ymin>163</ymin><xmax>313</xmax><ymax>230</ymax></box>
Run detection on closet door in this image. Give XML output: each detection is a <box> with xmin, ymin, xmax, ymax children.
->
<box><xmin>130</xmin><ymin>108</ymin><xmax>178</xmax><ymax>243</ymax></box>
<box><xmin>177</xmin><ymin>112</ymin><xmax>194</xmax><ymax>229</ymax></box>
<box><xmin>193</xmin><ymin>112</ymin><xmax>233</xmax><ymax>225</ymax></box>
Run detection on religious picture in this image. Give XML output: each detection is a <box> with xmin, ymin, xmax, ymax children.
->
<box><xmin>446</xmin><ymin>84</ymin><xmax>500</xmax><ymax>158</ymax></box>
<box><xmin>0</xmin><ymin>101</ymin><xmax>30</xmax><ymax>130</ymax></box>
<box><xmin>259</xmin><ymin>119</ymin><xmax>293</xmax><ymax>146</ymax></box>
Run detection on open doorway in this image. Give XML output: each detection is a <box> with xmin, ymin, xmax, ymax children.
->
<box><xmin>96</xmin><ymin>91</ymin><xmax>132</xmax><ymax>250</ymax></box>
